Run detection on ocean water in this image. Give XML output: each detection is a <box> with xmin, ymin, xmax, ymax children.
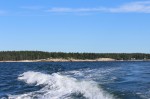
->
<box><xmin>0</xmin><ymin>62</ymin><xmax>150</xmax><ymax>99</ymax></box>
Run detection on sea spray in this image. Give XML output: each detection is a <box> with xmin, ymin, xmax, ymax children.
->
<box><xmin>9</xmin><ymin>71</ymin><xmax>115</xmax><ymax>99</ymax></box>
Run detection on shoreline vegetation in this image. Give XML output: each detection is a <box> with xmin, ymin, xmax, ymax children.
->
<box><xmin>0</xmin><ymin>51</ymin><xmax>150</xmax><ymax>62</ymax></box>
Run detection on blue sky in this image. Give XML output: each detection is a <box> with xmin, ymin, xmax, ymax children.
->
<box><xmin>0</xmin><ymin>0</ymin><xmax>150</xmax><ymax>53</ymax></box>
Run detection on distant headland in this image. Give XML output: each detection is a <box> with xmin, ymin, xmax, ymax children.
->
<box><xmin>0</xmin><ymin>51</ymin><xmax>150</xmax><ymax>62</ymax></box>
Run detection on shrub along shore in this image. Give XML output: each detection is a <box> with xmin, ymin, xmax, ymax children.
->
<box><xmin>0</xmin><ymin>51</ymin><xmax>150</xmax><ymax>62</ymax></box>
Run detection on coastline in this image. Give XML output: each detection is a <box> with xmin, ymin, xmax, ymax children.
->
<box><xmin>0</xmin><ymin>58</ymin><xmax>149</xmax><ymax>62</ymax></box>
<box><xmin>0</xmin><ymin>58</ymin><xmax>115</xmax><ymax>62</ymax></box>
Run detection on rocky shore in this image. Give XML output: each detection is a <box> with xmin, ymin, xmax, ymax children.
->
<box><xmin>0</xmin><ymin>58</ymin><xmax>149</xmax><ymax>62</ymax></box>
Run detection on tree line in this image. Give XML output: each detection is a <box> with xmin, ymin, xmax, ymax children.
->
<box><xmin>0</xmin><ymin>51</ymin><xmax>150</xmax><ymax>61</ymax></box>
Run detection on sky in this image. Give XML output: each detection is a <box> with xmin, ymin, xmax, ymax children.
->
<box><xmin>0</xmin><ymin>0</ymin><xmax>150</xmax><ymax>53</ymax></box>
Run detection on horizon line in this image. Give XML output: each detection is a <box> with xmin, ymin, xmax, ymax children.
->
<box><xmin>0</xmin><ymin>50</ymin><xmax>150</xmax><ymax>54</ymax></box>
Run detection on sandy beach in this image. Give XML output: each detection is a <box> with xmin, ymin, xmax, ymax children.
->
<box><xmin>0</xmin><ymin>58</ymin><xmax>116</xmax><ymax>62</ymax></box>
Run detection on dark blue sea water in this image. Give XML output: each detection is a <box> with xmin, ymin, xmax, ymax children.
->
<box><xmin>0</xmin><ymin>62</ymin><xmax>150</xmax><ymax>99</ymax></box>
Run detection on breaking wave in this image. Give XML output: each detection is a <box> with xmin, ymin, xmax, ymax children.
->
<box><xmin>9</xmin><ymin>71</ymin><xmax>115</xmax><ymax>99</ymax></box>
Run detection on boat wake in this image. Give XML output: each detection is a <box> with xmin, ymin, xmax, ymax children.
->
<box><xmin>9</xmin><ymin>71</ymin><xmax>115</xmax><ymax>99</ymax></box>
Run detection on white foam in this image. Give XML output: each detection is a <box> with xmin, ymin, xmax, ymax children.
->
<box><xmin>63</xmin><ymin>67</ymin><xmax>120</xmax><ymax>84</ymax></box>
<box><xmin>9</xmin><ymin>71</ymin><xmax>115</xmax><ymax>99</ymax></box>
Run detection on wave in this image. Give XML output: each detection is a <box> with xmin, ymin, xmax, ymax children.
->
<box><xmin>9</xmin><ymin>71</ymin><xmax>115</xmax><ymax>99</ymax></box>
<box><xmin>63</xmin><ymin>67</ymin><xmax>120</xmax><ymax>84</ymax></box>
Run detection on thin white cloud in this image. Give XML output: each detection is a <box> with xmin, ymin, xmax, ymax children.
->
<box><xmin>46</xmin><ymin>1</ymin><xmax>150</xmax><ymax>13</ymax></box>
<box><xmin>109</xmin><ymin>1</ymin><xmax>150</xmax><ymax>13</ymax></box>
<box><xmin>46</xmin><ymin>7</ymin><xmax>106</xmax><ymax>12</ymax></box>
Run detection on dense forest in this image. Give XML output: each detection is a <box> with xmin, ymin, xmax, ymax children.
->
<box><xmin>0</xmin><ymin>51</ymin><xmax>150</xmax><ymax>61</ymax></box>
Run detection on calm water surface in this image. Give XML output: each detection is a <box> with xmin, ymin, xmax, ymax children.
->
<box><xmin>0</xmin><ymin>62</ymin><xmax>150</xmax><ymax>99</ymax></box>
